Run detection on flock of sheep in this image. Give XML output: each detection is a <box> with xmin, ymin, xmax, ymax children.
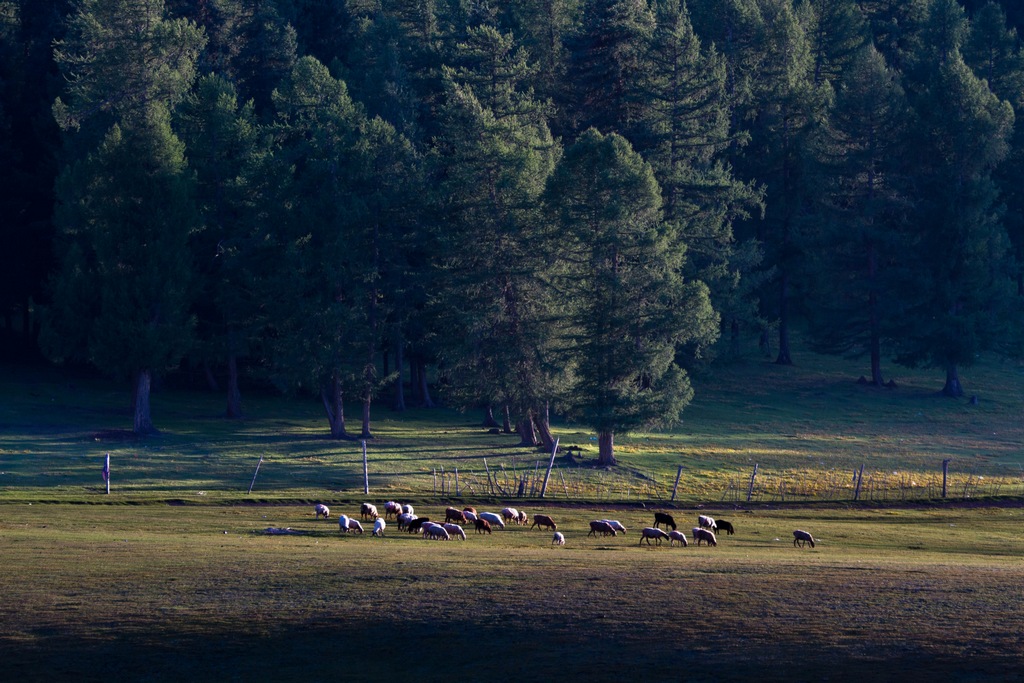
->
<box><xmin>312</xmin><ymin>502</ymin><xmax>817</xmax><ymax>549</ymax></box>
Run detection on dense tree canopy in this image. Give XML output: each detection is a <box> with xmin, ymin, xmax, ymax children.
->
<box><xmin>2</xmin><ymin>0</ymin><xmax>1023</xmax><ymax>439</ymax></box>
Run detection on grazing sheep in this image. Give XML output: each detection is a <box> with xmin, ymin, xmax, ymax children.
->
<box><xmin>427</xmin><ymin>525</ymin><xmax>450</xmax><ymax>541</ymax></box>
<box><xmin>716</xmin><ymin>520</ymin><xmax>735</xmax><ymax>535</ymax></box>
<box><xmin>402</xmin><ymin>504</ymin><xmax>415</xmax><ymax>516</ymax></box>
<box><xmin>793</xmin><ymin>530</ymin><xmax>815</xmax><ymax>548</ymax></box>
<box><xmin>407</xmin><ymin>517</ymin><xmax>430</xmax><ymax>533</ymax></box>
<box><xmin>314</xmin><ymin>504</ymin><xmax>330</xmax><ymax>519</ymax></box>
<box><xmin>479</xmin><ymin>512</ymin><xmax>505</xmax><ymax>529</ymax></box>
<box><xmin>443</xmin><ymin>523</ymin><xmax>467</xmax><ymax>540</ymax></box>
<box><xmin>692</xmin><ymin>527</ymin><xmax>717</xmax><ymax>546</ymax></box>
<box><xmin>372</xmin><ymin>518</ymin><xmax>386</xmax><ymax>537</ymax></box>
<box><xmin>463</xmin><ymin>506</ymin><xmax>477</xmax><ymax>517</ymax></box>
<box><xmin>552</xmin><ymin>532</ymin><xmax>566</xmax><ymax>546</ymax></box>
<box><xmin>669</xmin><ymin>530</ymin><xmax>688</xmax><ymax>547</ymax></box>
<box><xmin>444</xmin><ymin>507</ymin><xmax>468</xmax><ymax>525</ymax></box>
<box><xmin>654</xmin><ymin>512</ymin><xmax>677</xmax><ymax>531</ymax></box>
<box><xmin>338</xmin><ymin>514</ymin><xmax>350</xmax><ymax>532</ymax></box>
<box><xmin>361</xmin><ymin>503</ymin><xmax>379</xmax><ymax>520</ymax></box>
<box><xmin>384</xmin><ymin>501</ymin><xmax>402</xmax><ymax>519</ymax></box>
<box><xmin>588</xmin><ymin>520</ymin><xmax>616</xmax><ymax>537</ymax></box>
<box><xmin>347</xmin><ymin>519</ymin><xmax>364</xmax><ymax>534</ymax></box>
<box><xmin>517</xmin><ymin>510</ymin><xmax>528</xmax><ymax>526</ymax></box>
<box><xmin>474</xmin><ymin>518</ymin><xmax>492</xmax><ymax>534</ymax></box>
<box><xmin>531</xmin><ymin>514</ymin><xmax>557</xmax><ymax>531</ymax></box>
<box><xmin>420</xmin><ymin>522</ymin><xmax>440</xmax><ymax>538</ymax></box>
<box><xmin>463</xmin><ymin>510</ymin><xmax>478</xmax><ymax>522</ymax></box>
<box><xmin>397</xmin><ymin>512</ymin><xmax>414</xmax><ymax>530</ymax></box>
<box><xmin>640</xmin><ymin>527</ymin><xmax>671</xmax><ymax>546</ymax></box>
<box><xmin>500</xmin><ymin>507</ymin><xmax>519</xmax><ymax>525</ymax></box>
<box><xmin>599</xmin><ymin>520</ymin><xmax>627</xmax><ymax>534</ymax></box>
<box><xmin>698</xmin><ymin>514</ymin><xmax>717</xmax><ymax>531</ymax></box>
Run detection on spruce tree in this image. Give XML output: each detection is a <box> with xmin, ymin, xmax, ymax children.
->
<box><xmin>897</xmin><ymin>47</ymin><xmax>1015</xmax><ymax>396</ymax></box>
<box><xmin>46</xmin><ymin>0</ymin><xmax>205</xmax><ymax>435</ymax></box>
<box><xmin>803</xmin><ymin>44</ymin><xmax>913</xmax><ymax>385</ymax></box>
<box><xmin>544</xmin><ymin>129</ymin><xmax>717</xmax><ymax>466</ymax></box>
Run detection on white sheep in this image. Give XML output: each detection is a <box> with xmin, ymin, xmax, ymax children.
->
<box><xmin>640</xmin><ymin>527</ymin><xmax>671</xmax><ymax>546</ymax></box>
<box><xmin>314</xmin><ymin>503</ymin><xmax>330</xmax><ymax>519</ymax></box>
<box><xmin>397</xmin><ymin>512</ymin><xmax>414</xmax><ymax>530</ymax></box>
<box><xmin>599</xmin><ymin>519</ymin><xmax>627</xmax><ymax>533</ymax></box>
<box><xmin>793</xmin><ymin>530</ymin><xmax>815</xmax><ymax>548</ymax></box>
<box><xmin>462</xmin><ymin>510</ymin><xmax>477</xmax><ymax>522</ymax></box>
<box><xmin>479</xmin><ymin>512</ymin><xmax>505</xmax><ymax>529</ymax></box>
<box><xmin>338</xmin><ymin>514</ymin><xmax>350</xmax><ymax>532</ymax></box>
<box><xmin>552</xmin><ymin>531</ymin><xmax>566</xmax><ymax>546</ymax></box>
<box><xmin>347</xmin><ymin>519</ymin><xmax>364</xmax><ymax>534</ymax></box>
<box><xmin>698</xmin><ymin>514</ymin><xmax>717</xmax><ymax>531</ymax></box>
<box><xmin>443</xmin><ymin>523</ymin><xmax>467</xmax><ymax>540</ymax></box>
<box><xmin>384</xmin><ymin>501</ymin><xmax>402</xmax><ymax>519</ymax></box>
<box><xmin>501</xmin><ymin>507</ymin><xmax>519</xmax><ymax>525</ymax></box>
<box><xmin>669</xmin><ymin>530</ymin><xmax>688</xmax><ymax>547</ymax></box>
<box><xmin>373</xmin><ymin>518</ymin><xmax>386</xmax><ymax>537</ymax></box>
<box><xmin>427</xmin><ymin>525</ymin><xmax>451</xmax><ymax>541</ymax></box>
<box><xmin>402</xmin><ymin>503</ymin><xmax>415</xmax><ymax>516</ymax></box>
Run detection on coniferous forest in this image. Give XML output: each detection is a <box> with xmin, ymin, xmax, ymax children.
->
<box><xmin>2</xmin><ymin>0</ymin><xmax>1024</xmax><ymax>465</ymax></box>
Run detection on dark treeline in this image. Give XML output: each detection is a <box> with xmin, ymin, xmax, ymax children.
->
<box><xmin>2</xmin><ymin>0</ymin><xmax>1023</xmax><ymax>465</ymax></box>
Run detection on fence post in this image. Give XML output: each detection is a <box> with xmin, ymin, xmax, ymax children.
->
<box><xmin>942</xmin><ymin>459</ymin><xmax>951</xmax><ymax>498</ymax></box>
<box><xmin>746</xmin><ymin>463</ymin><xmax>758</xmax><ymax>502</ymax></box>
<box><xmin>541</xmin><ymin>438</ymin><xmax>559</xmax><ymax>498</ymax></box>
<box><xmin>853</xmin><ymin>464</ymin><xmax>865</xmax><ymax>501</ymax></box>
<box><xmin>670</xmin><ymin>465</ymin><xmax>683</xmax><ymax>502</ymax></box>
<box><xmin>455</xmin><ymin>467</ymin><xmax>460</xmax><ymax>497</ymax></box>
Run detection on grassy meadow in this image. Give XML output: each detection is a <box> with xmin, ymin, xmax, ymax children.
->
<box><xmin>2</xmin><ymin>349</ymin><xmax>1024</xmax><ymax>681</ymax></box>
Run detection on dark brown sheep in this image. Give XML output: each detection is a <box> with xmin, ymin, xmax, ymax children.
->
<box><xmin>531</xmin><ymin>514</ymin><xmax>557</xmax><ymax>531</ymax></box>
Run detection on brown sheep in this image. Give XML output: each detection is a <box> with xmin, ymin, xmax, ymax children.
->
<box><xmin>475</xmin><ymin>518</ymin><xmax>492</xmax><ymax>534</ymax></box>
<box><xmin>445</xmin><ymin>507</ymin><xmax>468</xmax><ymax>525</ymax></box>
<box><xmin>531</xmin><ymin>514</ymin><xmax>557</xmax><ymax>531</ymax></box>
<box><xmin>588</xmin><ymin>520</ymin><xmax>616</xmax><ymax>537</ymax></box>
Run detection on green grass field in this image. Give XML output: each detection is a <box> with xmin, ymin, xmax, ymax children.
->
<box><xmin>2</xmin><ymin>351</ymin><xmax>1024</xmax><ymax>681</ymax></box>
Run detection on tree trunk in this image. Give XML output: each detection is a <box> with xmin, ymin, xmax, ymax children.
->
<box><xmin>516</xmin><ymin>416</ymin><xmax>538</xmax><ymax>447</ymax></box>
<box><xmin>483</xmin><ymin>405</ymin><xmax>501</xmax><ymax>429</ymax></box>
<box><xmin>597</xmin><ymin>431</ymin><xmax>615</xmax><ymax>467</ymax></box>
<box><xmin>417</xmin><ymin>358</ymin><xmax>435</xmax><ymax>408</ymax></box>
<box><xmin>132</xmin><ymin>368</ymin><xmax>157</xmax><ymax>435</ymax></box>
<box><xmin>536</xmin><ymin>406</ymin><xmax>556</xmax><ymax>452</ymax></box>
<box><xmin>942</xmin><ymin>363</ymin><xmax>964</xmax><ymax>397</ymax></box>
<box><xmin>203</xmin><ymin>359</ymin><xmax>220</xmax><ymax>392</ymax></box>
<box><xmin>321</xmin><ymin>374</ymin><xmax>349</xmax><ymax>439</ymax></box>
<box><xmin>775</xmin><ymin>271</ymin><xmax>793</xmax><ymax>365</ymax></box>
<box><xmin>361</xmin><ymin>393</ymin><xmax>373</xmax><ymax>439</ymax></box>
<box><xmin>503</xmin><ymin>405</ymin><xmax>513</xmax><ymax>433</ymax></box>
<box><xmin>226</xmin><ymin>352</ymin><xmax>242</xmax><ymax>419</ymax></box>
<box><xmin>392</xmin><ymin>337</ymin><xmax>406</xmax><ymax>411</ymax></box>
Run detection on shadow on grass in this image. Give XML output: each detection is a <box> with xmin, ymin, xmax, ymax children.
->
<box><xmin>4</xmin><ymin>621</ymin><xmax>1021</xmax><ymax>683</ymax></box>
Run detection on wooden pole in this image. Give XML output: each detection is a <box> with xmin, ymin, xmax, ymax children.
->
<box><xmin>432</xmin><ymin>468</ymin><xmax>437</xmax><ymax>495</ymax></box>
<box><xmin>942</xmin><ymin>459</ymin><xmax>951</xmax><ymax>498</ymax></box>
<box><xmin>746</xmin><ymin>463</ymin><xmax>758</xmax><ymax>502</ymax></box>
<box><xmin>536</xmin><ymin>440</ymin><xmax>561</xmax><ymax>499</ymax></box>
<box><xmin>670</xmin><ymin>465</ymin><xmax>683</xmax><ymax>502</ymax></box>
<box><xmin>104</xmin><ymin>452</ymin><xmax>110</xmax><ymax>494</ymax></box>
<box><xmin>247</xmin><ymin>455</ymin><xmax>263</xmax><ymax>494</ymax></box>
<box><xmin>484</xmin><ymin>458</ymin><xmax>494</xmax><ymax>495</ymax></box>
<box><xmin>853</xmin><ymin>463</ymin><xmax>865</xmax><ymax>501</ymax></box>
<box><xmin>455</xmin><ymin>467</ymin><xmax>460</xmax><ymax>497</ymax></box>
<box><xmin>362</xmin><ymin>440</ymin><xmax>369</xmax><ymax>495</ymax></box>
<box><xmin>558</xmin><ymin>468</ymin><xmax>569</xmax><ymax>498</ymax></box>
